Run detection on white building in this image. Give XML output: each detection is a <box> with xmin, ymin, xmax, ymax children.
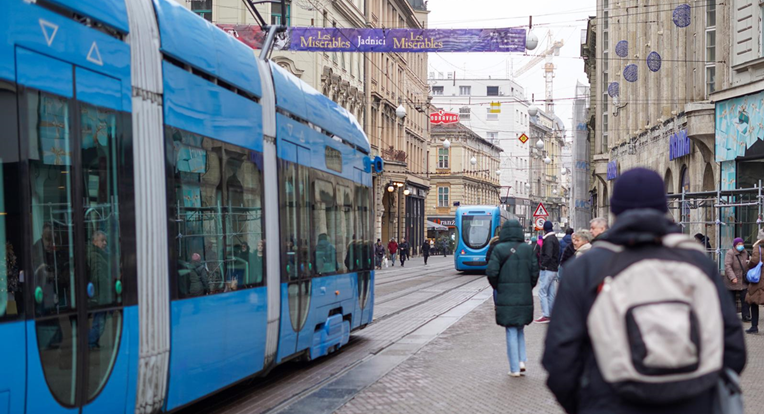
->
<box><xmin>428</xmin><ymin>76</ymin><xmax>532</xmax><ymax>214</ymax></box>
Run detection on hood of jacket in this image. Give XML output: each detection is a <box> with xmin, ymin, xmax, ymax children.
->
<box><xmin>499</xmin><ymin>219</ymin><xmax>524</xmax><ymax>243</ymax></box>
<box><xmin>561</xmin><ymin>234</ymin><xmax>572</xmax><ymax>244</ymax></box>
<box><xmin>604</xmin><ymin>209</ymin><xmax>681</xmax><ymax>246</ymax></box>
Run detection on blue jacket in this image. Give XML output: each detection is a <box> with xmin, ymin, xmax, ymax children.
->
<box><xmin>559</xmin><ymin>234</ymin><xmax>572</xmax><ymax>262</ymax></box>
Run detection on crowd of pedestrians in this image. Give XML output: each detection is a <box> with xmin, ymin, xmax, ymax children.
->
<box><xmin>485</xmin><ymin>167</ymin><xmax>755</xmax><ymax>414</ymax></box>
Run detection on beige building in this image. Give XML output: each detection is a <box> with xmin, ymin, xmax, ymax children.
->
<box><xmin>529</xmin><ymin>109</ymin><xmax>567</xmax><ymax>231</ymax></box>
<box><xmin>425</xmin><ymin>123</ymin><xmax>502</xmax><ymax>230</ymax></box>
<box><xmin>366</xmin><ymin>0</ymin><xmax>431</xmax><ymax>253</ymax></box>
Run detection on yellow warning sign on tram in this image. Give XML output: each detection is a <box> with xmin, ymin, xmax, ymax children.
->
<box><xmin>518</xmin><ymin>133</ymin><xmax>529</xmax><ymax>144</ymax></box>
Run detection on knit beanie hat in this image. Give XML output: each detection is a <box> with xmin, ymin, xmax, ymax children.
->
<box><xmin>543</xmin><ymin>221</ymin><xmax>553</xmax><ymax>232</ymax></box>
<box><xmin>733</xmin><ymin>237</ymin><xmax>744</xmax><ymax>247</ymax></box>
<box><xmin>610</xmin><ymin>168</ymin><xmax>669</xmax><ymax>216</ymax></box>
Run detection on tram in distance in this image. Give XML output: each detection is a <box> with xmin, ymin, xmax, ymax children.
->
<box><xmin>0</xmin><ymin>0</ymin><xmax>376</xmax><ymax>412</ymax></box>
<box><xmin>454</xmin><ymin>206</ymin><xmax>515</xmax><ymax>271</ymax></box>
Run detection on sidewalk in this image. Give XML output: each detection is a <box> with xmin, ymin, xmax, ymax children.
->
<box><xmin>337</xmin><ymin>295</ymin><xmax>764</xmax><ymax>414</ymax></box>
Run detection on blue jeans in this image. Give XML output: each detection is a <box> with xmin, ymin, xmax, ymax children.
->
<box><xmin>390</xmin><ymin>252</ymin><xmax>396</xmax><ymax>265</ymax></box>
<box><xmin>505</xmin><ymin>326</ymin><xmax>527</xmax><ymax>373</ymax></box>
<box><xmin>539</xmin><ymin>270</ymin><xmax>558</xmax><ymax>318</ymax></box>
<box><xmin>89</xmin><ymin>312</ymin><xmax>106</xmax><ymax>347</ymax></box>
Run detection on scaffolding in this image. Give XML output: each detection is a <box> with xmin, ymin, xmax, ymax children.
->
<box><xmin>667</xmin><ymin>181</ymin><xmax>763</xmax><ymax>272</ymax></box>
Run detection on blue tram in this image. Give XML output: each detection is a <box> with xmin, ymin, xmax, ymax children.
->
<box><xmin>0</xmin><ymin>0</ymin><xmax>374</xmax><ymax>412</ymax></box>
<box><xmin>454</xmin><ymin>206</ymin><xmax>514</xmax><ymax>271</ymax></box>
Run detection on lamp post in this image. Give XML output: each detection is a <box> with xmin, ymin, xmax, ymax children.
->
<box><xmin>394</xmin><ymin>104</ymin><xmax>406</xmax><ymax>243</ymax></box>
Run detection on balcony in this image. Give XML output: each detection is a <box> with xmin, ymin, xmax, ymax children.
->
<box><xmin>382</xmin><ymin>146</ymin><xmax>408</xmax><ymax>163</ymax></box>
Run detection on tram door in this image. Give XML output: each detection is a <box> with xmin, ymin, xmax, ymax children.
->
<box><xmin>18</xmin><ymin>49</ymin><xmax>128</xmax><ymax>413</ymax></box>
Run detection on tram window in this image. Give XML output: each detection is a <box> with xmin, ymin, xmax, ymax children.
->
<box><xmin>223</xmin><ymin>148</ymin><xmax>265</xmax><ymax>288</ymax></box>
<box><xmin>313</xmin><ymin>178</ymin><xmax>337</xmax><ymax>275</ymax></box>
<box><xmin>336</xmin><ymin>183</ymin><xmax>354</xmax><ymax>272</ymax></box>
<box><xmin>81</xmin><ymin>104</ymin><xmax>122</xmax><ymax>309</ymax></box>
<box><xmin>296</xmin><ymin>165</ymin><xmax>312</xmax><ymax>277</ymax></box>
<box><xmin>0</xmin><ymin>83</ymin><xmax>22</xmax><ymax>320</ymax></box>
<box><xmin>27</xmin><ymin>92</ymin><xmax>77</xmax><ymax>316</ymax></box>
<box><xmin>356</xmin><ymin>185</ymin><xmax>372</xmax><ymax>271</ymax></box>
<box><xmin>281</xmin><ymin>162</ymin><xmax>299</xmax><ymax>281</ymax></box>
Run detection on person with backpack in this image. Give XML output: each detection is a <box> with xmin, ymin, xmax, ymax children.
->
<box><xmin>535</xmin><ymin>221</ymin><xmax>560</xmax><ymax>324</ymax></box>
<box><xmin>542</xmin><ymin>168</ymin><xmax>746</xmax><ymax>414</ymax></box>
<box><xmin>486</xmin><ymin>219</ymin><xmax>539</xmax><ymax>377</ymax></box>
<box><xmin>725</xmin><ymin>237</ymin><xmax>751</xmax><ymax>322</ymax></box>
<box><xmin>746</xmin><ymin>230</ymin><xmax>764</xmax><ymax>334</ymax></box>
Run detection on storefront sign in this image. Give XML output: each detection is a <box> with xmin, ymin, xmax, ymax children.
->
<box><xmin>607</xmin><ymin>161</ymin><xmax>618</xmax><ymax>180</ymax></box>
<box><xmin>430</xmin><ymin>110</ymin><xmax>460</xmax><ymax>124</ymax></box>
<box><xmin>218</xmin><ymin>25</ymin><xmax>526</xmax><ymax>53</ymax></box>
<box><xmin>668</xmin><ymin>129</ymin><xmax>690</xmax><ymax>161</ymax></box>
<box><xmin>429</xmin><ymin>218</ymin><xmax>455</xmax><ymax>227</ymax></box>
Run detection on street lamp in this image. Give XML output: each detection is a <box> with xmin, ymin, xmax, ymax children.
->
<box><xmin>496</xmin><ymin>169</ymin><xmax>501</xmax><ymax>176</ymax></box>
<box><xmin>560</xmin><ymin>167</ymin><xmax>567</xmax><ymax>175</ymax></box>
<box><xmin>544</xmin><ymin>156</ymin><xmax>552</xmax><ymax>165</ymax></box>
<box><xmin>536</xmin><ymin>139</ymin><xmax>545</xmax><ymax>149</ymax></box>
<box><xmin>553</xmin><ymin>188</ymin><xmax>558</xmax><ymax>195</ymax></box>
<box><xmin>470</xmin><ymin>156</ymin><xmax>477</xmax><ymax>166</ymax></box>
<box><xmin>528</xmin><ymin>105</ymin><xmax>539</xmax><ymax>117</ymax></box>
<box><xmin>396</xmin><ymin>104</ymin><xmax>407</xmax><ymax>119</ymax></box>
<box><xmin>442</xmin><ymin>139</ymin><xmax>451</xmax><ymax>149</ymax></box>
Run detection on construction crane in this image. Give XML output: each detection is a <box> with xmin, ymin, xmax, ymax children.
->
<box><xmin>512</xmin><ymin>31</ymin><xmax>564</xmax><ymax>114</ymax></box>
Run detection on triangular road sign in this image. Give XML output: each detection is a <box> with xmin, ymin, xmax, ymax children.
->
<box><xmin>533</xmin><ymin>202</ymin><xmax>549</xmax><ymax>217</ymax></box>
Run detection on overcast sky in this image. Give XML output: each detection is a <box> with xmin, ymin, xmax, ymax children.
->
<box><xmin>427</xmin><ymin>0</ymin><xmax>596</xmax><ymax>135</ymax></box>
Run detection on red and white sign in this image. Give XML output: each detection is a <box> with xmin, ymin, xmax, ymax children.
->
<box><xmin>429</xmin><ymin>110</ymin><xmax>460</xmax><ymax>125</ymax></box>
<box><xmin>533</xmin><ymin>203</ymin><xmax>549</xmax><ymax>217</ymax></box>
<box><xmin>534</xmin><ymin>217</ymin><xmax>546</xmax><ymax>231</ymax></box>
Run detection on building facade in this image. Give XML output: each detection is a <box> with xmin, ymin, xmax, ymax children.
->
<box><xmin>712</xmin><ymin>0</ymin><xmax>763</xmax><ymax>248</ymax></box>
<box><xmin>528</xmin><ymin>109</ymin><xmax>567</xmax><ymax>232</ymax></box>
<box><xmin>571</xmin><ymin>80</ymin><xmax>592</xmax><ymax>231</ymax></box>
<box><xmin>426</xmin><ymin>123</ymin><xmax>502</xmax><ymax>236</ymax></box>
<box><xmin>585</xmin><ymin>0</ymin><xmax>725</xmax><ymax>225</ymax></box>
<box><xmin>365</xmin><ymin>0</ymin><xmax>431</xmax><ymax>254</ymax></box>
<box><xmin>428</xmin><ymin>77</ymin><xmax>532</xmax><ymax>224</ymax></box>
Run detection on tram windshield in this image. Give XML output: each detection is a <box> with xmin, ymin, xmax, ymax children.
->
<box><xmin>461</xmin><ymin>215</ymin><xmax>492</xmax><ymax>250</ymax></box>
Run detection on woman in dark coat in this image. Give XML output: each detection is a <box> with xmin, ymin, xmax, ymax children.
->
<box><xmin>746</xmin><ymin>230</ymin><xmax>764</xmax><ymax>333</ymax></box>
<box><xmin>486</xmin><ymin>220</ymin><xmax>539</xmax><ymax>377</ymax></box>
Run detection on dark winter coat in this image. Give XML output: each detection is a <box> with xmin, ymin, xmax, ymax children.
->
<box><xmin>542</xmin><ymin>209</ymin><xmax>746</xmax><ymax>414</ymax></box>
<box><xmin>724</xmin><ymin>247</ymin><xmax>749</xmax><ymax>291</ymax></box>
<box><xmin>559</xmin><ymin>234</ymin><xmax>572</xmax><ymax>262</ymax></box>
<box><xmin>747</xmin><ymin>240</ymin><xmax>764</xmax><ymax>305</ymax></box>
<box><xmin>560</xmin><ymin>242</ymin><xmax>577</xmax><ymax>266</ymax></box>
<box><xmin>540</xmin><ymin>232</ymin><xmax>560</xmax><ymax>271</ymax></box>
<box><xmin>486</xmin><ymin>220</ymin><xmax>539</xmax><ymax>327</ymax></box>
<box><xmin>421</xmin><ymin>241</ymin><xmax>430</xmax><ymax>257</ymax></box>
<box><xmin>375</xmin><ymin>243</ymin><xmax>386</xmax><ymax>257</ymax></box>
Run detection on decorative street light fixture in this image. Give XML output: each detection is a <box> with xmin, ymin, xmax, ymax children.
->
<box><xmin>496</xmin><ymin>169</ymin><xmax>501</xmax><ymax>176</ymax></box>
<box><xmin>470</xmin><ymin>156</ymin><xmax>477</xmax><ymax>166</ymax></box>
<box><xmin>396</xmin><ymin>104</ymin><xmax>407</xmax><ymax>119</ymax></box>
<box><xmin>528</xmin><ymin>105</ymin><xmax>539</xmax><ymax>117</ymax></box>
<box><xmin>536</xmin><ymin>139</ymin><xmax>545</xmax><ymax>149</ymax></box>
<box><xmin>544</xmin><ymin>156</ymin><xmax>552</xmax><ymax>165</ymax></box>
<box><xmin>561</xmin><ymin>167</ymin><xmax>567</xmax><ymax>175</ymax></box>
<box><xmin>442</xmin><ymin>138</ymin><xmax>451</xmax><ymax>149</ymax></box>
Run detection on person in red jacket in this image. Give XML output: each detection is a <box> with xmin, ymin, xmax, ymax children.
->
<box><xmin>387</xmin><ymin>238</ymin><xmax>398</xmax><ymax>267</ymax></box>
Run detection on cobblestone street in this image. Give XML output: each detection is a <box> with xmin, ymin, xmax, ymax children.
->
<box><xmin>337</xmin><ymin>291</ymin><xmax>765</xmax><ymax>414</ymax></box>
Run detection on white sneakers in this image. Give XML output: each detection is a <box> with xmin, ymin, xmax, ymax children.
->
<box><xmin>519</xmin><ymin>362</ymin><xmax>526</xmax><ymax>372</ymax></box>
<box><xmin>508</xmin><ymin>363</ymin><xmax>527</xmax><ymax>377</ymax></box>
<box><xmin>508</xmin><ymin>371</ymin><xmax>522</xmax><ymax>377</ymax></box>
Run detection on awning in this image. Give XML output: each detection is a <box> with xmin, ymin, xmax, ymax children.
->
<box><xmin>426</xmin><ymin>220</ymin><xmax>448</xmax><ymax>231</ymax></box>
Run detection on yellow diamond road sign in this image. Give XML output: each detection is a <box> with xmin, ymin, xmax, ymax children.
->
<box><xmin>518</xmin><ymin>133</ymin><xmax>529</xmax><ymax>144</ymax></box>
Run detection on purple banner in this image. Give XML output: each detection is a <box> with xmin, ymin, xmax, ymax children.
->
<box><xmin>281</xmin><ymin>27</ymin><xmax>526</xmax><ymax>53</ymax></box>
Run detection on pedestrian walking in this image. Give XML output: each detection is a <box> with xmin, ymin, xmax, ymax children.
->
<box><xmin>571</xmin><ymin>229</ymin><xmax>592</xmax><ymax>257</ymax></box>
<box><xmin>374</xmin><ymin>239</ymin><xmax>385</xmax><ymax>270</ymax></box>
<box><xmin>387</xmin><ymin>238</ymin><xmax>398</xmax><ymax>267</ymax></box>
<box><xmin>746</xmin><ymin>230</ymin><xmax>764</xmax><ymax>333</ymax></box>
<box><xmin>534</xmin><ymin>221</ymin><xmax>559</xmax><ymax>324</ymax></box>
<box><xmin>421</xmin><ymin>240</ymin><xmax>431</xmax><ymax>265</ymax></box>
<box><xmin>398</xmin><ymin>238</ymin><xmax>410</xmax><ymax>267</ymax></box>
<box><xmin>725</xmin><ymin>237</ymin><xmax>751</xmax><ymax>322</ymax></box>
<box><xmin>542</xmin><ymin>168</ymin><xmax>746</xmax><ymax>414</ymax></box>
<box><xmin>486</xmin><ymin>220</ymin><xmax>538</xmax><ymax>377</ymax></box>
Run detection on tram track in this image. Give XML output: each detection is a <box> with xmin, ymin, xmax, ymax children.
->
<box><xmin>178</xmin><ymin>264</ymin><xmax>490</xmax><ymax>414</ymax></box>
